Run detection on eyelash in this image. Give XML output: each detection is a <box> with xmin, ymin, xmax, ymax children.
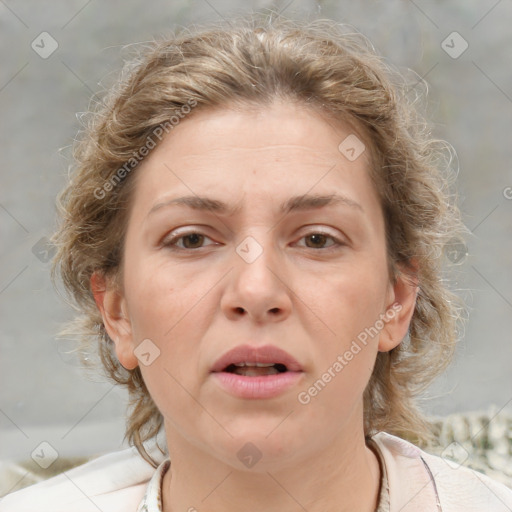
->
<box><xmin>162</xmin><ymin>229</ymin><xmax>345</xmax><ymax>252</ymax></box>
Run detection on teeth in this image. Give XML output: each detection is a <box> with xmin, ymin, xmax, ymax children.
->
<box><xmin>233</xmin><ymin>362</ymin><xmax>276</xmax><ymax>367</ymax></box>
<box><xmin>233</xmin><ymin>366</ymin><xmax>280</xmax><ymax>376</ymax></box>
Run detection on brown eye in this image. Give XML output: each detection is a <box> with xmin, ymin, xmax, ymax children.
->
<box><xmin>163</xmin><ymin>231</ymin><xmax>216</xmax><ymax>251</ymax></box>
<box><xmin>300</xmin><ymin>232</ymin><xmax>341</xmax><ymax>249</ymax></box>
<box><xmin>305</xmin><ymin>233</ymin><xmax>330</xmax><ymax>249</ymax></box>
<box><xmin>180</xmin><ymin>233</ymin><xmax>205</xmax><ymax>249</ymax></box>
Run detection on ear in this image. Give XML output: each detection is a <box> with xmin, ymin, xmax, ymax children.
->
<box><xmin>378</xmin><ymin>260</ymin><xmax>419</xmax><ymax>352</ymax></box>
<box><xmin>90</xmin><ymin>271</ymin><xmax>139</xmax><ymax>370</ymax></box>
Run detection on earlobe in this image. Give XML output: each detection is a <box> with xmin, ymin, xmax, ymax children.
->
<box><xmin>378</xmin><ymin>263</ymin><xmax>419</xmax><ymax>353</ymax></box>
<box><xmin>90</xmin><ymin>271</ymin><xmax>139</xmax><ymax>370</ymax></box>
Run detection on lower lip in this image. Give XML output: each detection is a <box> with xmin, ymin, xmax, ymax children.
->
<box><xmin>211</xmin><ymin>371</ymin><xmax>304</xmax><ymax>399</ymax></box>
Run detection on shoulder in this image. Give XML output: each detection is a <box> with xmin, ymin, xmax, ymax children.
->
<box><xmin>0</xmin><ymin>446</ymin><xmax>166</xmax><ymax>512</ymax></box>
<box><xmin>371</xmin><ymin>431</ymin><xmax>512</xmax><ymax>512</ymax></box>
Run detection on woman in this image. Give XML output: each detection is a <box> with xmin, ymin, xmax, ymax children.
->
<box><xmin>2</xmin><ymin>12</ymin><xmax>511</xmax><ymax>512</ymax></box>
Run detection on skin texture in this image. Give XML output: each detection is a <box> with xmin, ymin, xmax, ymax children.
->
<box><xmin>92</xmin><ymin>101</ymin><xmax>418</xmax><ymax>512</ymax></box>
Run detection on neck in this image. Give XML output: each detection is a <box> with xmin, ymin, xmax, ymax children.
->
<box><xmin>161</xmin><ymin>417</ymin><xmax>381</xmax><ymax>512</ymax></box>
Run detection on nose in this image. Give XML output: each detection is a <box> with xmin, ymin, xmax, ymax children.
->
<box><xmin>220</xmin><ymin>237</ymin><xmax>292</xmax><ymax>324</ymax></box>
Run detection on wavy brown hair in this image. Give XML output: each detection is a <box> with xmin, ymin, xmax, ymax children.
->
<box><xmin>51</xmin><ymin>12</ymin><xmax>468</xmax><ymax>466</ymax></box>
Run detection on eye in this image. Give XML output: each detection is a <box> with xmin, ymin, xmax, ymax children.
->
<box><xmin>296</xmin><ymin>231</ymin><xmax>344</xmax><ymax>250</ymax></box>
<box><xmin>163</xmin><ymin>231</ymin><xmax>217</xmax><ymax>250</ymax></box>
<box><xmin>162</xmin><ymin>229</ymin><xmax>343</xmax><ymax>251</ymax></box>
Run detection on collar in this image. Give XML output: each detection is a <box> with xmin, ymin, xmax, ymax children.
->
<box><xmin>136</xmin><ymin>459</ymin><xmax>170</xmax><ymax>512</ymax></box>
<box><xmin>370</xmin><ymin>432</ymin><xmax>442</xmax><ymax>511</ymax></box>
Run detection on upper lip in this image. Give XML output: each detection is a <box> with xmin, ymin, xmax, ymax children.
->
<box><xmin>211</xmin><ymin>344</ymin><xmax>303</xmax><ymax>373</ymax></box>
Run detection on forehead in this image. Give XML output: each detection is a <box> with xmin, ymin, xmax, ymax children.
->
<box><xmin>129</xmin><ymin>102</ymin><xmax>380</xmax><ymax>220</ymax></box>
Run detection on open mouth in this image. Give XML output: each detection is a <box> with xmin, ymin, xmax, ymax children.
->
<box><xmin>211</xmin><ymin>346</ymin><xmax>303</xmax><ymax>398</ymax></box>
<box><xmin>223</xmin><ymin>362</ymin><xmax>288</xmax><ymax>377</ymax></box>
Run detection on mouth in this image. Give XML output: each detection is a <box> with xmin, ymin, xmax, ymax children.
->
<box><xmin>210</xmin><ymin>344</ymin><xmax>304</xmax><ymax>399</ymax></box>
<box><xmin>222</xmin><ymin>362</ymin><xmax>289</xmax><ymax>377</ymax></box>
<box><xmin>210</xmin><ymin>344</ymin><xmax>303</xmax><ymax>375</ymax></box>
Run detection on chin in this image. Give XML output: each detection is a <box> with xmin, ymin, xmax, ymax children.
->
<box><xmin>206</xmin><ymin>423</ymin><xmax>305</xmax><ymax>472</ymax></box>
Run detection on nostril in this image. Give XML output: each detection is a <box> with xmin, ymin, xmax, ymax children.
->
<box><xmin>235</xmin><ymin>307</ymin><xmax>245</xmax><ymax>314</ymax></box>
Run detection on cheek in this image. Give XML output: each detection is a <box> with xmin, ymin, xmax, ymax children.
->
<box><xmin>122</xmin><ymin>255</ymin><xmax>214</xmax><ymax>396</ymax></box>
<box><xmin>301</xmin><ymin>259</ymin><xmax>388</xmax><ymax>398</ymax></box>
<box><xmin>311</xmin><ymin>259</ymin><xmax>390</xmax><ymax>337</ymax></box>
<box><xmin>124</xmin><ymin>254</ymin><xmax>205</xmax><ymax>338</ymax></box>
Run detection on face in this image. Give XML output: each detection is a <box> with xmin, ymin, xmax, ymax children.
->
<box><xmin>96</xmin><ymin>101</ymin><xmax>416</xmax><ymax>471</ymax></box>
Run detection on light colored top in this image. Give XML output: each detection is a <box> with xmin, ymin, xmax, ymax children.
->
<box><xmin>1</xmin><ymin>431</ymin><xmax>511</xmax><ymax>511</ymax></box>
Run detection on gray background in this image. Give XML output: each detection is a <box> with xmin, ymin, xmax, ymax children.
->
<box><xmin>1</xmin><ymin>0</ymin><xmax>511</xmax><ymax>461</ymax></box>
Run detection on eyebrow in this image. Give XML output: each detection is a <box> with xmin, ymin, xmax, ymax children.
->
<box><xmin>147</xmin><ymin>193</ymin><xmax>364</xmax><ymax>218</ymax></box>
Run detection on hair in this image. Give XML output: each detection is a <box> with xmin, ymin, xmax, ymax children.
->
<box><xmin>51</xmin><ymin>12</ymin><xmax>468</xmax><ymax>467</ymax></box>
